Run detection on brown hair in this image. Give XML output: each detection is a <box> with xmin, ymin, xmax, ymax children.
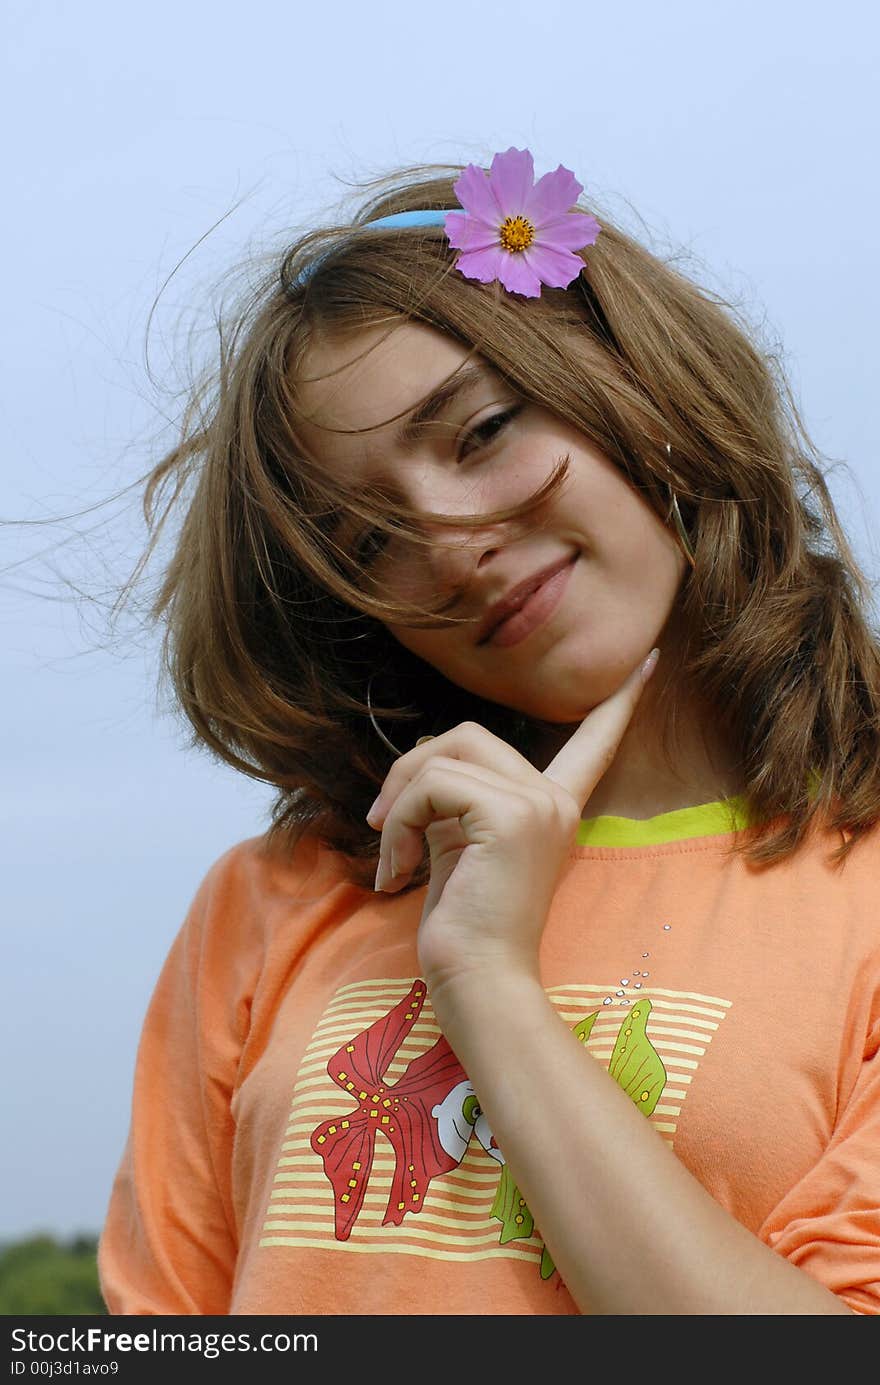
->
<box><xmin>126</xmin><ymin>162</ymin><xmax>880</xmax><ymax>890</ymax></box>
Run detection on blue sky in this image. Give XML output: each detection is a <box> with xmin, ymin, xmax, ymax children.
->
<box><xmin>2</xmin><ymin>0</ymin><xmax>878</xmax><ymax>1239</ymax></box>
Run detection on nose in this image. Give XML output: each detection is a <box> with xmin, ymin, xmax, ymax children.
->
<box><xmin>403</xmin><ymin>474</ymin><xmax>508</xmax><ymax>596</ymax></box>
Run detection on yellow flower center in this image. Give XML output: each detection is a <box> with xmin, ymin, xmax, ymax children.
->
<box><xmin>499</xmin><ymin>215</ymin><xmax>535</xmax><ymax>253</ymax></box>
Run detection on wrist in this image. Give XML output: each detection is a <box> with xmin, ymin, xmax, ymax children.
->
<box><xmin>427</xmin><ymin>965</ymin><xmax>549</xmax><ymax>1056</ymax></box>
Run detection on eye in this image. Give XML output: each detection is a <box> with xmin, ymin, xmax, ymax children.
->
<box><xmin>458</xmin><ymin>404</ymin><xmax>523</xmax><ymax>461</ymax></box>
<box><xmin>353</xmin><ymin>528</ymin><xmax>389</xmax><ymax>565</ymax></box>
<box><xmin>461</xmin><ymin>1094</ymin><xmax>481</xmax><ymax>1126</ymax></box>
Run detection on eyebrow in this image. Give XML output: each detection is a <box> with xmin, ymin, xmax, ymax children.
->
<box><xmin>395</xmin><ymin>363</ymin><xmax>495</xmax><ymax>451</ymax></box>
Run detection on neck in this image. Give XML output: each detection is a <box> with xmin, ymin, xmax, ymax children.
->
<box><xmin>529</xmin><ymin>670</ymin><xmax>744</xmax><ymax>823</ymax></box>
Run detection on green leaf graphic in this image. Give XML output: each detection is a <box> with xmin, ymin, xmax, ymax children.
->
<box><xmin>608</xmin><ymin>999</ymin><xmax>667</xmax><ymax>1117</ymax></box>
<box><xmin>490</xmin><ymin>1163</ymin><xmax>535</xmax><ymax>1244</ymax></box>
<box><xmin>573</xmin><ymin>1012</ymin><xmax>598</xmax><ymax>1045</ymax></box>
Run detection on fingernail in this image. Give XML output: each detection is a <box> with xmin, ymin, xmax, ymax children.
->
<box><xmin>366</xmin><ymin>794</ymin><xmax>383</xmax><ymax>826</ymax></box>
<box><xmin>374</xmin><ymin>857</ymin><xmax>389</xmax><ymax>891</ymax></box>
<box><xmin>640</xmin><ymin>648</ymin><xmax>660</xmax><ymax>683</ymax></box>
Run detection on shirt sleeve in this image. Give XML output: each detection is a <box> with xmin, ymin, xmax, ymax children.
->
<box><xmin>98</xmin><ymin>845</ymin><xmax>254</xmax><ymax>1315</ymax></box>
<box><xmin>757</xmin><ymin>1007</ymin><xmax>880</xmax><ymax>1314</ymax></box>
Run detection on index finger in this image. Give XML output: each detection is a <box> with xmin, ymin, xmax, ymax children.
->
<box><xmin>541</xmin><ymin>648</ymin><xmax>660</xmax><ymax>806</ymax></box>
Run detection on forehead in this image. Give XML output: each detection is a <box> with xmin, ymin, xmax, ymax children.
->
<box><xmin>293</xmin><ymin>320</ymin><xmax>483</xmax><ymax>466</ymax></box>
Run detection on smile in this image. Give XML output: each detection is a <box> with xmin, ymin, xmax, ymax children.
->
<box><xmin>485</xmin><ymin>556</ymin><xmax>577</xmax><ymax>648</ymax></box>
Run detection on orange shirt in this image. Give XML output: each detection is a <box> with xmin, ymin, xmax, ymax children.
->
<box><xmin>98</xmin><ymin>796</ymin><xmax>880</xmax><ymax>1314</ymax></box>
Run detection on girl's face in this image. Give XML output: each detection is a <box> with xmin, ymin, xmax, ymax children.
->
<box><xmin>294</xmin><ymin>320</ymin><xmax>688</xmax><ymax>726</ymax></box>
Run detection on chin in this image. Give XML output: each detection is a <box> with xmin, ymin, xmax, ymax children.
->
<box><xmin>515</xmin><ymin>702</ymin><xmax>598</xmax><ymax>731</ymax></box>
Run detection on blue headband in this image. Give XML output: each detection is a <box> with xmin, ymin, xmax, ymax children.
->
<box><xmin>293</xmin><ymin>210</ymin><xmax>449</xmax><ymax>287</ymax></box>
<box><xmin>359</xmin><ymin>210</ymin><xmax>448</xmax><ymax>230</ymax></box>
<box><xmin>293</xmin><ymin>150</ymin><xmax>600</xmax><ymax>298</ymax></box>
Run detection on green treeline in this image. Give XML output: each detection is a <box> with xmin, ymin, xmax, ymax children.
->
<box><xmin>0</xmin><ymin>1234</ymin><xmax>107</xmax><ymax>1315</ymax></box>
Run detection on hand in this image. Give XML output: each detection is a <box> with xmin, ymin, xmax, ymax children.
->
<box><xmin>366</xmin><ymin>649</ymin><xmax>660</xmax><ymax>998</ymax></box>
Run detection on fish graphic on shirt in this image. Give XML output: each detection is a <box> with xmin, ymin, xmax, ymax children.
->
<box><xmin>310</xmin><ymin>981</ymin><xmax>667</xmax><ymax>1278</ymax></box>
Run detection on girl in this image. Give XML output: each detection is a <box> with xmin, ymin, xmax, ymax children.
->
<box><xmin>98</xmin><ymin>148</ymin><xmax>879</xmax><ymax>1315</ymax></box>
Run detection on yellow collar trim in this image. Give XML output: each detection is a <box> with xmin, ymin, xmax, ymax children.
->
<box><xmin>576</xmin><ymin>793</ymin><xmax>756</xmax><ymax>847</ymax></box>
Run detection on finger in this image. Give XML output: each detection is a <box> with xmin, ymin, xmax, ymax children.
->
<box><xmin>366</xmin><ymin>721</ymin><xmax>537</xmax><ymax>827</ymax></box>
<box><xmin>541</xmin><ymin>648</ymin><xmax>660</xmax><ymax>808</ymax></box>
<box><xmin>375</xmin><ymin>759</ymin><xmax>562</xmax><ymax>889</ymax></box>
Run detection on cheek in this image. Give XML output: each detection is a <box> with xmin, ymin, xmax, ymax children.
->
<box><xmin>586</xmin><ymin>482</ymin><xmax>680</xmax><ymax>572</ymax></box>
<box><xmin>373</xmin><ymin>563</ymin><xmax>439</xmax><ymax>619</ymax></box>
<box><xmin>384</xmin><ymin>621</ymin><xmax>458</xmax><ymax>664</ymax></box>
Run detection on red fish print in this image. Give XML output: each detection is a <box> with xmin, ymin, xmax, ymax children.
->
<box><xmin>311</xmin><ymin>981</ymin><xmax>469</xmax><ymax>1240</ymax></box>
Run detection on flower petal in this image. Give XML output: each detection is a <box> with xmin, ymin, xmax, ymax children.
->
<box><xmin>533</xmin><ymin>211</ymin><xmax>601</xmax><ymax>251</ymax></box>
<box><xmin>452</xmin><ymin>162</ymin><xmax>503</xmax><ymax>225</ymax></box>
<box><xmin>488</xmin><ymin>147</ymin><xmax>536</xmax><ymax>219</ymax></box>
<box><xmin>445</xmin><ymin>210</ymin><xmax>501</xmax><ymax>254</ymax></box>
<box><xmin>521</xmin><ymin>242</ymin><xmax>587</xmax><ymax>290</ymax></box>
<box><xmin>454</xmin><ymin>246</ymin><xmax>510</xmax><ymax>284</ymax></box>
<box><xmin>524</xmin><ymin>164</ymin><xmax>583</xmax><ymax>223</ymax></box>
<box><xmin>495</xmin><ymin>253</ymin><xmax>543</xmax><ymax>298</ymax></box>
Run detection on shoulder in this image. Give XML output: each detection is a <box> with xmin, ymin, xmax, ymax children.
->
<box><xmin>816</xmin><ymin>814</ymin><xmax>880</xmax><ymax>912</ymax></box>
<box><xmin>206</xmin><ymin>826</ymin><xmax>359</xmax><ymax>897</ymax></box>
<box><xmin>801</xmin><ymin>815</ymin><xmax>880</xmax><ymax>1009</ymax></box>
<box><xmin>182</xmin><ymin>827</ymin><xmax>363</xmax><ymax>955</ymax></box>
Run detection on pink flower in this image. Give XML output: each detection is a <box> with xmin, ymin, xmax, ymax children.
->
<box><xmin>444</xmin><ymin>147</ymin><xmax>600</xmax><ymax>299</ymax></box>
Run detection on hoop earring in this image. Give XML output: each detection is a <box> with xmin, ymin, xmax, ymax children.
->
<box><xmin>366</xmin><ymin>675</ymin><xmax>436</xmax><ymax>758</ymax></box>
<box><xmin>365</xmin><ymin>673</ymin><xmax>407</xmax><ymax>758</ymax></box>
<box><xmin>666</xmin><ymin>444</ymin><xmax>696</xmax><ymax>569</ymax></box>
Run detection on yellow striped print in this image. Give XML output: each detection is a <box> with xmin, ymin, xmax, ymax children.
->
<box><xmin>259</xmin><ymin>977</ymin><xmax>731</xmax><ymax>1262</ymax></box>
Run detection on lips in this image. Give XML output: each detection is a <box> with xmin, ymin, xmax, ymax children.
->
<box><xmin>476</xmin><ymin>554</ymin><xmax>576</xmax><ymax>645</ymax></box>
